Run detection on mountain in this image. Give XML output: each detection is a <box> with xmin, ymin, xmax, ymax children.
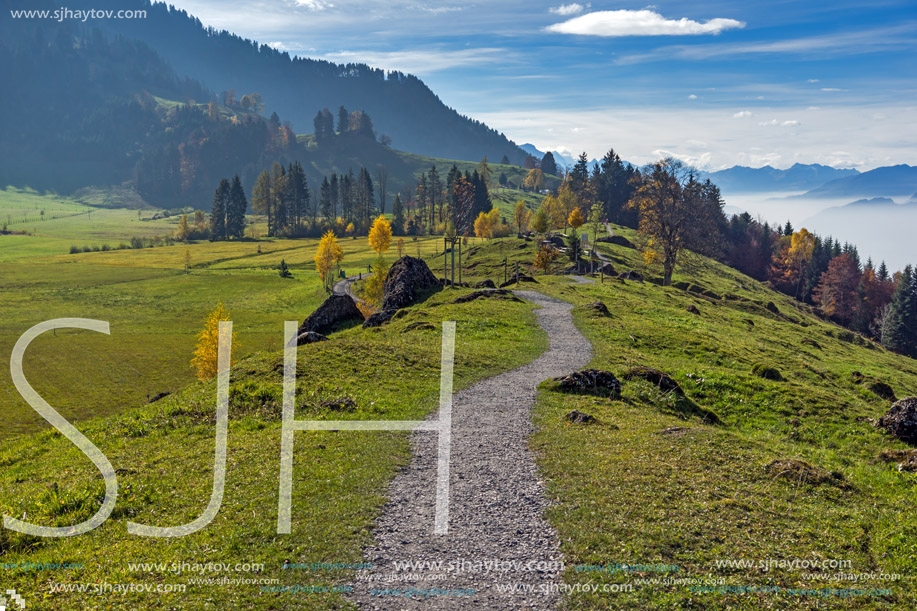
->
<box><xmin>799</xmin><ymin>165</ymin><xmax>917</xmax><ymax>199</ymax></box>
<box><xmin>50</xmin><ymin>0</ymin><xmax>526</xmax><ymax>165</ymax></box>
<box><xmin>702</xmin><ymin>163</ymin><xmax>859</xmax><ymax>193</ymax></box>
<box><xmin>802</xmin><ymin>196</ymin><xmax>917</xmax><ymax>270</ymax></box>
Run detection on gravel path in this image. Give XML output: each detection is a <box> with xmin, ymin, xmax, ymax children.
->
<box><xmin>349</xmin><ymin>291</ymin><xmax>592</xmax><ymax>609</ymax></box>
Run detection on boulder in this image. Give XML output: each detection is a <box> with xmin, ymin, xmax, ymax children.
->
<box><xmin>622</xmin><ymin>367</ymin><xmax>683</xmax><ymax>395</ymax></box>
<box><xmin>563</xmin><ymin>410</ymin><xmax>599</xmax><ymax>424</ymax></box>
<box><xmin>878</xmin><ymin>449</ymin><xmax>917</xmax><ymax>472</ymax></box>
<box><xmin>554</xmin><ymin>369</ymin><xmax>621</xmax><ymax>397</ymax></box>
<box><xmin>474</xmin><ymin>279</ymin><xmax>497</xmax><ymax>289</ymax></box>
<box><xmin>451</xmin><ymin>289</ymin><xmax>521</xmax><ymax>304</ymax></box>
<box><xmin>598</xmin><ymin>263</ymin><xmax>616</xmax><ymax>276</ymax></box>
<box><xmin>362</xmin><ymin>309</ymin><xmax>398</xmax><ymax>329</ymax></box>
<box><xmin>765</xmin><ymin>301</ymin><xmax>781</xmax><ymax>314</ymax></box>
<box><xmin>148</xmin><ymin>391</ymin><xmax>170</xmax><ymax>404</ymax></box>
<box><xmin>545</xmin><ymin>235</ymin><xmax>565</xmax><ymax>248</ymax></box>
<box><xmin>686</xmin><ymin>304</ymin><xmax>700</xmax><ymax>315</ymax></box>
<box><xmin>379</xmin><ymin>256</ymin><xmax>440</xmax><ymax>311</ymax></box>
<box><xmin>499</xmin><ymin>273</ymin><xmax>537</xmax><ymax>287</ymax></box>
<box><xmin>618</xmin><ymin>270</ymin><xmax>644</xmax><ymax>282</ymax></box>
<box><xmin>298</xmin><ymin>294</ymin><xmax>364</xmax><ymax>336</ymax></box>
<box><xmin>292</xmin><ymin>331</ymin><xmax>329</xmax><ymax>346</ymax></box>
<box><xmin>878</xmin><ymin>397</ymin><xmax>917</xmax><ymax>445</ymax></box>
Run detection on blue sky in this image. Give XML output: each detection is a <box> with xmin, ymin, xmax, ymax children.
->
<box><xmin>163</xmin><ymin>0</ymin><xmax>916</xmax><ymax>170</ymax></box>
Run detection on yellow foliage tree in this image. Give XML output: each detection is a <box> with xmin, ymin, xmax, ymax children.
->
<box><xmin>539</xmin><ymin>195</ymin><xmax>566</xmax><ymax>230</ymax></box>
<box><xmin>513</xmin><ymin>200</ymin><xmax>532</xmax><ymax>233</ymax></box>
<box><xmin>396</xmin><ymin>237</ymin><xmax>405</xmax><ymax>258</ymax></box>
<box><xmin>524</xmin><ymin>168</ymin><xmax>545</xmax><ymax>192</ymax></box>
<box><xmin>191</xmin><ymin>302</ymin><xmax>236</xmax><ymax>381</ymax></box>
<box><xmin>363</xmin><ymin>257</ymin><xmax>390</xmax><ymax>307</ymax></box>
<box><xmin>474</xmin><ymin>208</ymin><xmax>501</xmax><ymax>238</ymax></box>
<box><xmin>533</xmin><ymin>244</ymin><xmax>558</xmax><ymax>274</ymax></box>
<box><xmin>315</xmin><ymin>230</ymin><xmax>344</xmax><ymax>290</ymax></box>
<box><xmin>345</xmin><ymin>222</ymin><xmax>356</xmax><ymax>237</ymax></box>
<box><xmin>567</xmin><ymin>207</ymin><xmax>584</xmax><ymax>229</ymax></box>
<box><xmin>368</xmin><ymin>215</ymin><xmax>392</xmax><ymax>254</ymax></box>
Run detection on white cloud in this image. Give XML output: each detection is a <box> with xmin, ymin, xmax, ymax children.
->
<box><xmin>652</xmin><ymin>149</ymin><xmax>714</xmax><ymax>169</ymax></box>
<box><xmin>759</xmin><ymin>119</ymin><xmax>800</xmax><ymax>126</ymax></box>
<box><xmin>546</xmin><ymin>9</ymin><xmax>744</xmax><ymax>37</ymax></box>
<box><xmin>549</xmin><ymin>3</ymin><xmax>589</xmax><ymax>16</ymax></box>
<box><xmin>318</xmin><ymin>47</ymin><xmax>507</xmax><ymax>75</ymax></box>
<box><xmin>807</xmin><ymin>78</ymin><xmax>820</xmax><ymax>83</ymax></box>
<box><xmin>688</xmin><ymin>94</ymin><xmax>697</xmax><ymax>99</ymax></box>
<box><xmin>293</xmin><ymin>0</ymin><xmax>331</xmax><ymax>10</ymax></box>
<box><xmin>614</xmin><ymin>24</ymin><xmax>917</xmax><ymax>64</ymax></box>
<box><xmin>807</xmin><ymin>106</ymin><xmax>821</xmax><ymax>111</ymax></box>
<box><xmin>733</xmin><ymin>111</ymin><xmax>753</xmax><ymax>118</ymax></box>
<box><xmin>820</xmin><ymin>87</ymin><xmax>846</xmax><ymax>92</ymax></box>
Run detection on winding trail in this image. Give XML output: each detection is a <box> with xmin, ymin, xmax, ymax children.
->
<box><xmin>349</xmin><ymin>291</ymin><xmax>592</xmax><ymax>609</ymax></box>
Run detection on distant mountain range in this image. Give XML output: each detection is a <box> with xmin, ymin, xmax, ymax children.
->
<box><xmin>520</xmin><ymin>144</ymin><xmax>599</xmax><ymax>172</ymax></box>
<box><xmin>701</xmin><ymin>163</ymin><xmax>859</xmax><ymax>193</ymax></box>
<box><xmin>798</xmin><ymin>164</ymin><xmax>917</xmax><ymax>198</ymax></box>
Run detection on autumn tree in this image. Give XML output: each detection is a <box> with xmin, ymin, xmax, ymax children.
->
<box><xmin>191</xmin><ymin>302</ymin><xmax>236</xmax><ymax>381</ymax></box>
<box><xmin>770</xmin><ymin>228</ymin><xmax>816</xmax><ymax>299</ymax></box>
<box><xmin>812</xmin><ymin>253</ymin><xmax>861</xmax><ymax>325</ymax></box>
<box><xmin>532</xmin><ymin>208</ymin><xmax>549</xmax><ymax>234</ymax></box>
<box><xmin>473</xmin><ymin>208</ymin><xmax>501</xmax><ymax>238</ymax></box>
<box><xmin>628</xmin><ymin>159</ymin><xmax>726</xmax><ymax>286</ymax></box>
<box><xmin>369</xmin><ymin>215</ymin><xmax>392</xmax><ymax>255</ymax></box>
<box><xmin>588</xmin><ymin>200</ymin><xmax>605</xmax><ymax>243</ymax></box>
<box><xmin>533</xmin><ymin>244</ymin><xmax>558</xmax><ymax>274</ymax></box>
<box><xmin>513</xmin><ymin>200</ymin><xmax>532</xmax><ymax>233</ymax></box>
<box><xmin>524</xmin><ymin>168</ymin><xmax>545</xmax><ymax>192</ymax></box>
<box><xmin>567</xmin><ymin>207</ymin><xmax>584</xmax><ymax>230</ymax></box>
<box><xmin>315</xmin><ymin>230</ymin><xmax>344</xmax><ymax>291</ymax></box>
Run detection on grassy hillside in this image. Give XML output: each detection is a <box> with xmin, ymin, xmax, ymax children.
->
<box><xmin>0</xmin><ymin>288</ymin><xmax>544</xmax><ymax>609</ymax></box>
<box><xmin>454</xmin><ymin>230</ymin><xmax>917</xmax><ymax>608</ymax></box>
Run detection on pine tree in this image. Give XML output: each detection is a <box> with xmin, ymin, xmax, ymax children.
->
<box><xmin>882</xmin><ymin>265</ymin><xmax>917</xmax><ymax>357</ymax></box>
<box><xmin>392</xmin><ymin>194</ymin><xmax>405</xmax><ymax>235</ymax></box>
<box><xmin>226</xmin><ymin>175</ymin><xmax>248</xmax><ymax>239</ymax></box>
<box><xmin>500</xmin><ymin>154</ymin><xmax>511</xmax><ymax>165</ymax></box>
<box><xmin>319</xmin><ymin>177</ymin><xmax>333</xmax><ymax>219</ymax></box>
<box><xmin>337</xmin><ymin>105</ymin><xmax>350</xmax><ymax>134</ymax></box>
<box><xmin>251</xmin><ymin>169</ymin><xmax>273</xmax><ymax>236</ymax></box>
<box><xmin>210</xmin><ymin>178</ymin><xmax>229</xmax><ymax>240</ymax></box>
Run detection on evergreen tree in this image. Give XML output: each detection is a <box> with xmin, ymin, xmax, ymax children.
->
<box><xmin>783</xmin><ymin>220</ymin><xmax>794</xmax><ymax>236</ymax></box>
<box><xmin>392</xmin><ymin>194</ymin><xmax>405</xmax><ymax>235</ymax></box>
<box><xmin>270</xmin><ymin>162</ymin><xmax>287</xmax><ymax>234</ymax></box>
<box><xmin>251</xmin><ymin>169</ymin><xmax>273</xmax><ymax>235</ymax></box>
<box><xmin>541</xmin><ymin>151</ymin><xmax>557</xmax><ymax>176</ymax></box>
<box><xmin>882</xmin><ymin>265</ymin><xmax>917</xmax><ymax>357</ymax></box>
<box><xmin>226</xmin><ymin>175</ymin><xmax>247</xmax><ymax>239</ymax></box>
<box><xmin>878</xmin><ymin>261</ymin><xmax>890</xmax><ymax>282</ymax></box>
<box><xmin>499</xmin><ymin>172</ymin><xmax>508</xmax><ymax>187</ymax></box>
<box><xmin>210</xmin><ymin>178</ymin><xmax>229</xmax><ymax>240</ymax></box>
<box><xmin>337</xmin><ymin>105</ymin><xmax>350</xmax><ymax>134</ymax></box>
<box><xmin>319</xmin><ymin>177</ymin><xmax>333</xmax><ymax>219</ymax></box>
<box><xmin>330</xmin><ymin>174</ymin><xmax>339</xmax><ymax>218</ymax></box>
<box><xmin>500</xmin><ymin>154</ymin><xmax>511</xmax><ymax>165</ymax></box>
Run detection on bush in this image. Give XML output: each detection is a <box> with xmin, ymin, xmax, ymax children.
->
<box><xmin>69</xmin><ymin>245</ymin><xmax>79</xmax><ymax>254</ymax></box>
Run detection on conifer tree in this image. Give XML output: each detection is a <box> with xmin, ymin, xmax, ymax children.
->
<box><xmin>882</xmin><ymin>265</ymin><xmax>917</xmax><ymax>357</ymax></box>
<box><xmin>210</xmin><ymin>178</ymin><xmax>229</xmax><ymax>240</ymax></box>
<box><xmin>226</xmin><ymin>175</ymin><xmax>248</xmax><ymax>239</ymax></box>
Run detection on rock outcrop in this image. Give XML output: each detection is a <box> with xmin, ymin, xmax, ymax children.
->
<box><xmin>878</xmin><ymin>397</ymin><xmax>917</xmax><ymax>445</ymax></box>
<box><xmin>298</xmin><ymin>294</ymin><xmax>364</xmax><ymax>335</ymax></box>
<box><xmin>554</xmin><ymin>369</ymin><xmax>621</xmax><ymax>397</ymax></box>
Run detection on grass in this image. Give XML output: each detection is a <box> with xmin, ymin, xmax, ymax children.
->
<box><xmin>0</xmin><ymin>189</ymin><xmax>547</xmax><ymax>609</ymax></box>
<box><xmin>7</xmin><ymin>187</ymin><xmax>917</xmax><ymax>609</ymax></box>
<box><xmin>454</xmin><ymin>227</ymin><xmax>917</xmax><ymax>609</ymax></box>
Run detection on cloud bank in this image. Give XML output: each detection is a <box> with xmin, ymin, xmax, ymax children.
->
<box><xmin>546</xmin><ymin>9</ymin><xmax>745</xmax><ymax>37</ymax></box>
